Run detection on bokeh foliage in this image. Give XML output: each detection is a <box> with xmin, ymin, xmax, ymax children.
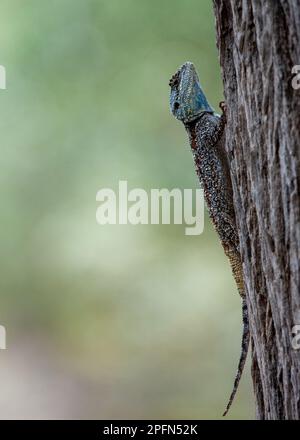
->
<box><xmin>0</xmin><ymin>0</ymin><xmax>253</xmax><ymax>419</ymax></box>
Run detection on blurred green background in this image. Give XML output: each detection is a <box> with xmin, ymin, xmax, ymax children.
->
<box><xmin>0</xmin><ymin>0</ymin><xmax>253</xmax><ymax>419</ymax></box>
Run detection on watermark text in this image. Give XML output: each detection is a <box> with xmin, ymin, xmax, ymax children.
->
<box><xmin>96</xmin><ymin>181</ymin><xmax>204</xmax><ymax>235</ymax></box>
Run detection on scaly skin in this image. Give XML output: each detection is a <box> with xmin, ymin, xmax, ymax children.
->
<box><xmin>169</xmin><ymin>62</ymin><xmax>249</xmax><ymax>416</ymax></box>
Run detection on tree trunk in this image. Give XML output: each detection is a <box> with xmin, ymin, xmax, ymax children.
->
<box><xmin>213</xmin><ymin>0</ymin><xmax>300</xmax><ymax>420</ymax></box>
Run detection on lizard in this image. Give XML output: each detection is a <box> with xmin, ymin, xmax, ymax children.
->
<box><xmin>169</xmin><ymin>61</ymin><xmax>249</xmax><ymax>416</ymax></box>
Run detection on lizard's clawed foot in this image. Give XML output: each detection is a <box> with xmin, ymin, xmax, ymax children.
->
<box><xmin>219</xmin><ymin>101</ymin><xmax>227</xmax><ymax>122</ymax></box>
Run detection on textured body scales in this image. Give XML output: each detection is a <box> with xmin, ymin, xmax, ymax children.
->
<box><xmin>188</xmin><ymin>113</ymin><xmax>244</xmax><ymax>297</ymax></box>
<box><xmin>169</xmin><ymin>62</ymin><xmax>249</xmax><ymax>416</ymax></box>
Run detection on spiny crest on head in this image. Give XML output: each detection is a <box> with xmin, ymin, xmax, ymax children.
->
<box><xmin>169</xmin><ymin>71</ymin><xmax>180</xmax><ymax>88</ymax></box>
<box><xmin>169</xmin><ymin>61</ymin><xmax>214</xmax><ymax>124</ymax></box>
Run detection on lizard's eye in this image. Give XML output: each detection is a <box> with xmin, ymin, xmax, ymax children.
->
<box><xmin>174</xmin><ymin>102</ymin><xmax>180</xmax><ymax>110</ymax></box>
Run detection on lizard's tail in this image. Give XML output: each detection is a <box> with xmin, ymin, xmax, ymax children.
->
<box><xmin>223</xmin><ymin>298</ymin><xmax>250</xmax><ymax>416</ymax></box>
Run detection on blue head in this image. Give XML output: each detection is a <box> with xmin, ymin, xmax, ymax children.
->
<box><xmin>169</xmin><ymin>62</ymin><xmax>214</xmax><ymax>124</ymax></box>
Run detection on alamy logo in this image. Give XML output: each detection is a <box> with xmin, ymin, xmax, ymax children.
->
<box><xmin>292</xmin><ymin>325</ymin><xmax>300</xmax><ymax>350</ymax></box>
<box><xmin>0</xmin><ymin>65</ymin><xmax>6</xmax><ymax>89</ymax></box>
<box><xmin>291</xmin><ymin>65</ymin><xmax>300</xmax><ymax>90</ymax></box>
<box><xmin>96</xmin><ymin>180</ymin><xmax>205</xmax><ymax>235</ymax></box>
<box><xmin>0</xmin><ymin>325</ymin><xmax>6</xmax><ymax>349</ymax></box>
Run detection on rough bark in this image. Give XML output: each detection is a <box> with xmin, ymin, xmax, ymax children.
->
<box><xmin>213</xmin><ymin>0</ymin><xmax>300</xmax><ymax>420</ymax></box>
